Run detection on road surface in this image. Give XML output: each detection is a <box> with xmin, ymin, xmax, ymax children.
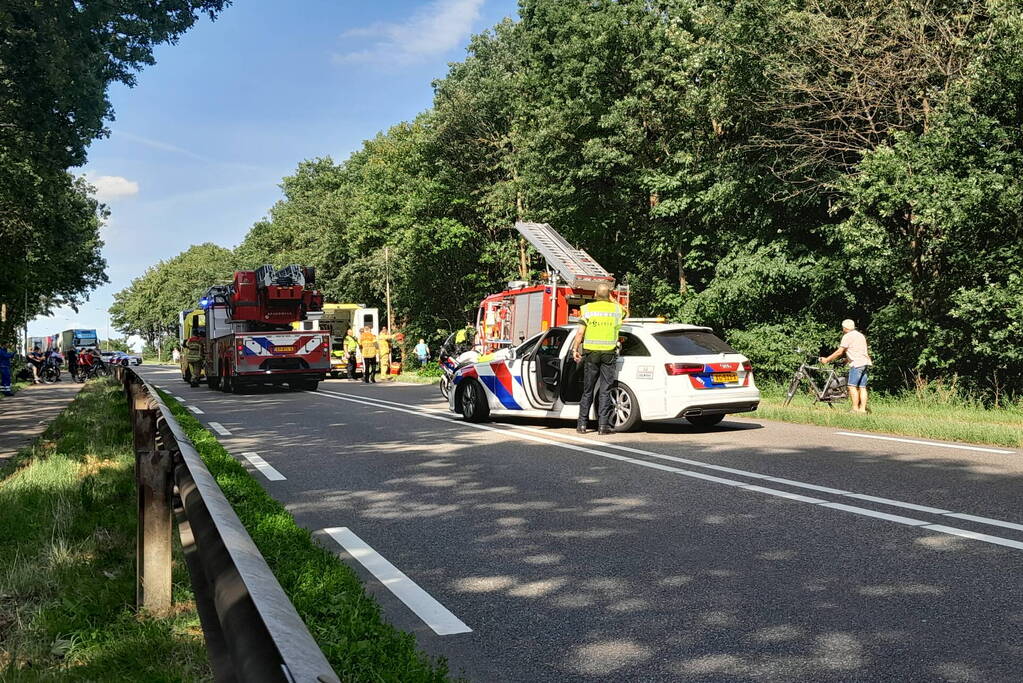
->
<box><xmin>139</xmin><ymin>366</ymin><xmax>1023</xmax><ymax>682</ymax></box>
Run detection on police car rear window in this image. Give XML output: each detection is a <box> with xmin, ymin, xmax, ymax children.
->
<box><xmin>653</xmin><ymin>330</ymin><xmax>736</xmax><ymax>355</ymax></box>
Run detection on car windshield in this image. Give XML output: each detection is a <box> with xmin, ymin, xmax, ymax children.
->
<box><xmin>653</xmin><ymin>330</ymin><xmax>737</xmax><ymax>355</ymax></box>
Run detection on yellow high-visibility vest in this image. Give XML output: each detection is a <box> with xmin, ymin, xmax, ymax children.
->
<box><xmin>580</xmin><ymin>301</ymin><xmax>624</xmax><ymax>351</ymax></box>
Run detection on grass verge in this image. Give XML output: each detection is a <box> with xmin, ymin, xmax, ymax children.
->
<box><xmin>160</xmin><ymin>392</ymin><xmax>451</xmax><ymax>682</ymax></box>
<box><xmin>753</xmin><ymin>385</ymin><xmax>1023</xmax><ymax>448</ymax></box>
<box><xmin>0</xmin><ymin>380</ymin><xmax>210</xmax><ymax>681</ymax></box>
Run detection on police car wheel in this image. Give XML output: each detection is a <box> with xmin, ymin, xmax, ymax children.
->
<box><xmin>460</xmin><ymin>380</ymin><xmax>490</xmax><ymax>423</ymax></box>
<box><xmin>609</xmin><ymin>383</ymin><xmax>640</xmax><ymax>432</ymax></box>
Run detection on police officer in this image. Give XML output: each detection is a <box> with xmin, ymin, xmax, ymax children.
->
<box><xmin>571</xmin><ymin>283</ymin><xmax>624</xmax><ymax>435</ymax></box>
<box><xmin>185</xmin><ymin>330</ymin><xmax>205</xmax><ymax>388</ymax></box>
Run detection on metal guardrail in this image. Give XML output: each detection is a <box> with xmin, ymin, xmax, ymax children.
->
<box><xmin>114</xmin><ymin>366</ymin><xmax>340</xmax><ymax>683</ymax></box>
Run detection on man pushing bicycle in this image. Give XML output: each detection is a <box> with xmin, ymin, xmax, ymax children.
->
<box><xmin>819</xmin><ymin>319</ymin><xmax>872</xmax><ymax>413</ymax></box>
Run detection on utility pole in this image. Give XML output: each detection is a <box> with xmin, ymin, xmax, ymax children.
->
<box><xmin>384</xmin><ymin>246</ymin><xmax>393</xmax><ymax>330</ymax></box>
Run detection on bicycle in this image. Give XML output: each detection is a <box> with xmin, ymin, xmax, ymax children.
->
<box><xmin>783</xmin><ymin>351</ymin><xmax>848</xmax><ymax>406</ymax></box>
<box><xmin>77</xmin><ymin>361</ymin><xmax>111</xmax><ymax>382</ymax></box>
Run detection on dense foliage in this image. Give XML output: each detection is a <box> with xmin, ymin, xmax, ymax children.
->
<box><xmin>0</xmin><ymin>0</ymin><xmax>230</xmax><ymax>341</ymax></box>
<box><xmin>115</xmin><ymin>0</ymin><xmax>1023</xmax><ymax>399</ymax></box>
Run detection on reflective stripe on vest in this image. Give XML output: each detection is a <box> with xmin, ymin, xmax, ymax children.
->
<box><xmin>580</xmin><ymin>301</ymin><xmax>623</xmax><ymax>351</ymax></box>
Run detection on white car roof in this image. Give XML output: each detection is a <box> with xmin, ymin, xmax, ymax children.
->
<box><xmin>621</xmin><ymin>322</ymin><xmax>713</xmax><ymax>334</ymax></box>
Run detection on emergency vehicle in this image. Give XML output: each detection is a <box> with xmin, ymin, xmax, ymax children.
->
<box><xmin>475</xmin><ymin>222</ymin><xmax>629</xmax><ymax>354</ymax></box>
<box><xmin>292</xmin><ymin>303</ymin><xmax>378</xmax><ymax>378</ymax></box>
<box><xmin>181</xmin><ymin>265</ymin><xmax>330</xmax><ymax>392</ymax></box>
<box><xmin>449</xmin><ymin>322</ymin><xmax>760</xmax><ymax>432</ymax></box>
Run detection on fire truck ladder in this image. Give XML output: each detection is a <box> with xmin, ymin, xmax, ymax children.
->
<box><xmin>514</xmin><ymin>221</ymin><xmax>615</xmax><ymax>289</ymax></box>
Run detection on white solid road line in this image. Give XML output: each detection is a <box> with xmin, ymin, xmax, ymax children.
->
<box><xmin>324</xmin><ymin>527</ymin><xmax>472</xmax><ymax>636</ymax></box>
<box><xmin>240</xmin><ymin>452</ymin><xmax>286</xmax><ymax>481</ymax></box>
<box><xmin>835</xmin><ymin>431</ymin><xmax>1014</xmax><ymax>455</ymax></box>
<box><xmin>187</xmin><ymin>405</ymin><xmax>205</xmax><ymax>415</ymax></box>
<box><xmin>207</xmin><ymin>421</ymin><xmax>232</xmax><ymax>436</ymax></box>
<box><xmin>310</xmin><ymin>389</ymin><xmax>1023</xmax><ymax>553</ymax></box>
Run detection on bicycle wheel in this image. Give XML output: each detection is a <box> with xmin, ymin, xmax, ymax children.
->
<box><xmin>783</xmin><ymin>372</ymin><xmax>802</xmax><ymax>405</ymax></box>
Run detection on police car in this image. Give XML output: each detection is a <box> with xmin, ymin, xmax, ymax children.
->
<box><xmin>448</xmin><ymin>322</ymin><xmax>760</xmax><ymax>431</ymax></box>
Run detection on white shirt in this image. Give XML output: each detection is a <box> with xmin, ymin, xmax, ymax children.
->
<box><xmin>840</xmin><ymin>330</ymin><xmax>872</xmax><ymax>368</ymax></box>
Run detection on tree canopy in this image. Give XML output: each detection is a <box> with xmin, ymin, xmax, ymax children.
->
<box><xmin>113</xmin><ymin>0</ymin><xmax>1023</xmax><ymax>398</ymax></box>
<box><xmin>0</xmin><ymin>0</ymin><xmax>230</xmax><ymax>341</ymax></box>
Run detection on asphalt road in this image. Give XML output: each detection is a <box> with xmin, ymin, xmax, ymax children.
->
<box><xmin>139</xmin><ymin>366</ymin><xmax>1023</xmax><ymax>682</ymax></box>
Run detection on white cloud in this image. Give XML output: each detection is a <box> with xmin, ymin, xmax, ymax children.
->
<box><xmin>87</xmin><ymin>174</ymin><xmax>140</xmax><ymax>201</ymax></box>
<box><xmin>335</xmin><ymin>0</ymin><xmax>484</xmax><ymax>65</ymax></box>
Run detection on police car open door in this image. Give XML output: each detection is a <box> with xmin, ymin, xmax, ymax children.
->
<box><xmin>521</xmin><ymin>328</ymin><xmax>569</xmax><ymax>409</ymax></box>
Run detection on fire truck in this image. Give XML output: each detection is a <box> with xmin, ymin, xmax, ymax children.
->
<box><xmin>475</xmin><ymin>222</ymin><xmax>629</xmax><ymax>354</ymax></box>
<box><xmin>181</xmin><ymin>265</ymin><xmax>330</xmax><ymax>392</ymax></box>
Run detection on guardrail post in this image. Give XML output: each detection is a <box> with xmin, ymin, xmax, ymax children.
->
<box><xmin>133</xmin><ymin>388</ymin><xmax>173</xmax><ymax>615</ymax></box>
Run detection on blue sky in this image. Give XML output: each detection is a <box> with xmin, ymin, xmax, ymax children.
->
<box><xmin>30</xmin><ymin>0</ymin><xmax>519</xmax><ymax>345</ymax></box>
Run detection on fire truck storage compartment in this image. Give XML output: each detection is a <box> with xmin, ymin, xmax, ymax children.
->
<box><xmin>512</xmin><ymin>291</ymin><xmax>545</xmax><ymax>345</ymax></box>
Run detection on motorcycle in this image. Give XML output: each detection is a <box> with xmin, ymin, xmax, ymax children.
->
<box><xmin>40</xmin><ymin>357</ymin><xmax>62</xmax><ymax>384</ymax></box>
<box><xmin>437</xmin><ymin>332</ymin><xmax>479</xmax><ymax>401</ymax></box>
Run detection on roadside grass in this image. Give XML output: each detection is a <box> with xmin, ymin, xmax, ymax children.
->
<box><xmin>0</xmin><ymin>380</ymin><xmax>210</xmax><ymax>681</ymax></box>
<box><xmin>754</xmin><ymin>383</ymin><xmax>1023</xmax><ymax>448</ymax></box>
<box><xmin>160</xmin><ymin>392</ymin><xmax>451</xmax><ymax>682</ymax></box>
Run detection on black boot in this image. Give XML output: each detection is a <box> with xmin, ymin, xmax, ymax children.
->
<box><xmin>576</xmin><ymin>421</ymin><xmax>589</xmax><ymax>434</ymax></box>
<box><xmin>598</xmin><ymin>425</ymin><xmax>613</xmax><ymax>435</ymax></box>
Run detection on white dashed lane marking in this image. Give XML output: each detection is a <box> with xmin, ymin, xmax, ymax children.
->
<box><xmin>208</xmin><ymin>422</ymin><xmax>232</xmax><ymax>436</ymax></box>
<box><xmin>240</xmin><ymin>452</ymin><xmax>286</xmax><ymax>481</ymax></box>
<box><xmin>324</xmin><ymin>527</ymin><xmax>471</xmax><ymax>635</ymax></box>
<box><xmin>187</xmin><ymin>405</ymin><xmax>205</xmax><ymax>415</ymax></box>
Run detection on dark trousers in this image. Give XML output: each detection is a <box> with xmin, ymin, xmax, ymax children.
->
<box><xmin>346</xmin><ymin>352</ymin><xmax>356</xmax><ymax>380</ymax></box>
<box><xmin>362</xmin><ymin>357</ymin><xmax>378</xmax><ymax>383</ymax></box>
<box><xmin>1</xmin><ymin>366</ymin><xmax>11</xmax><ymax>392</ymax></box>
<box><xmin>578</xmin><ymin>350</ymin><xmax>617</xmax><ymax>427</ymax></box>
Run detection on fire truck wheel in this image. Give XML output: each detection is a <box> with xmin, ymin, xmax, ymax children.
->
<box><xmin>207</xmin><ymin>375</ymin><xmax>220</xmax><ymax>390</ymax></box>
<box><xmin>220</xmin><ymin>374</ymin><xmax>232</xmax><ymax>393</ymax></box>
<box><xmin>459</xmin><ymin>379</ymin><xmax>490</xmax><ymax>423</ymax></box>
<box><xmin>305</xmin><ymin>381</ymin><xmax>319</xmax><ymax>391</ymax></box>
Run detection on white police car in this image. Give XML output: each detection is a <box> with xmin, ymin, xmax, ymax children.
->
<box><xmin>448</xmin><ymin>322</ymin><xmax>760</xmax><ymax>431</ymax></box>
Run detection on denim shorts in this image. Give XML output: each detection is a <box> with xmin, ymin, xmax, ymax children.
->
<box><xmin>848</xmin><ymin>366</ymin><xmax>869</xmax><ymax>387</ymax></box>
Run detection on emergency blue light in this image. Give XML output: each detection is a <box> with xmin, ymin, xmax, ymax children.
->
<box><xmin>199</xmin><ymin>297</ymin><xmax>211</xmax><ymax>309</ymax></box>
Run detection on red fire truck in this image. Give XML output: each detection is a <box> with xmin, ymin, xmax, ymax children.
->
<box><xmin>475</xmin><ymin>222</ymin><xmax>630</xmax><ymax>353</ymax></box>
<box><xmin>191</xmin><ymin>265</ymin><xmax>330</xmax><ymax>392</ymax></box>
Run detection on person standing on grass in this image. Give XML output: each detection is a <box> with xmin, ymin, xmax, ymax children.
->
<box><xmin>414</xmin><ymin>338</ymin><xmax>430</xmax><ymax>365</ymax></box>
<box><xmin>820</xmin><ymin>319</ymin><xmax>873</xmax><ymax>413</ymax></box>
<box><xmin>0</xmin><ymin>342</ymin><xmax>15</xmax><ymax>396</ymax></box>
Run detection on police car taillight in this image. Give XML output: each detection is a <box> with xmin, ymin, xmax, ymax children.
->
<box><xmin>664</xmin><ymin>363</ymin><xmax>703</xmax><ymax>375</ymax></box>
<box><xmin>742</xmin><ymin>361</ymin><xmax>752</xmax><ymax>372</ymax></box>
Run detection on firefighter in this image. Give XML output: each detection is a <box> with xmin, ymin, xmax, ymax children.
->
<box><xmin>359</xmin><ymin>326</ymin><xmax>378</xmax><ymax>383</ymax></box>
<box><xmin>343</xmin><ymin>328</ymin><xmax>359</xmax><ymax>380</ymax></box>
<box><xmin>571</xmin><ymin>283</ymin><xmax>624</xmax><ymax>435</ymax></box>
<box><xmin>185</xmin><ymin>328</ymin><xmax>205</xmax><ymax>388</ymax></box>
<box><xmin>378</xmin><ymin>327</ymin><xmax>393</xmax><ymax>381</ymax></box>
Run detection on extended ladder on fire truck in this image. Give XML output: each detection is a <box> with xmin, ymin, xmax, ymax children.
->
<box><xmin>514</xmin><ymin>221</ymin><xmax>616</xmax><ymax>289</ymax></box>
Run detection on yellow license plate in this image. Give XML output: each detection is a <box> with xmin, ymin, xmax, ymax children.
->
<box><xmin>714</xmin><ymin>372</ymin><xmax>738</xmax><ymax>383</ymax></box>
<box><xmin>274</xmin><ymin>346</ymin><xmax>295</xmax><ymax>353</ymax></box>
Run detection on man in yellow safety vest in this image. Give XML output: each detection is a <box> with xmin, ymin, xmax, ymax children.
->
<box><xmin>571</xmin><ymin>283</ymin><xmax>624</xmax><ymax>434</ymax></box>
